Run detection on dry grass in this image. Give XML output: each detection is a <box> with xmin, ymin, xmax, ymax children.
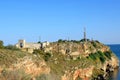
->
<box><xmin>0</xmin><ymin>49</ymin><xmax>30</xmax><ymax>67</ymax></box>
<box><xmin>0</xmin><ymin>69</ymin><xmax>31</xmax><ymax>80</ymax></box>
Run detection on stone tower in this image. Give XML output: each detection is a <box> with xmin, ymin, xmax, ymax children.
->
<box><xmin>18</xmin><ymin>39</ymin><xmax>26</xmax><ymax>48</ymax></box>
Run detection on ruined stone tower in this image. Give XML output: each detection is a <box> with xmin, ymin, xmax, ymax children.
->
<box><xmin>18</xmin><ymin>39</ymin><xmax>26</xmax><ymax>48</ymax></box>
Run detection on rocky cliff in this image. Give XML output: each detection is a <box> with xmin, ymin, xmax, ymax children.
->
<box><xmin>0</xmin><ymin>40</ymin><xmax>119</xmax><ymax>80</ymax></box>
<box><xmin>44</xmin><ymin>40</ymin><xmax>119</xmax><ymax>80</ymax></box>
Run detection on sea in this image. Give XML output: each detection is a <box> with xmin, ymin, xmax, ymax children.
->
<box><xmin>107</xmin><ymin>44</ymin><xmax>120</xmax><ymax>80</ymax></box>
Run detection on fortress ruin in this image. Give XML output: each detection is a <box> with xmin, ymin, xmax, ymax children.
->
<box><xmin>15</xmin><ymin>39</ymin><xmax>49</xmax><ymax>53</ymax></box>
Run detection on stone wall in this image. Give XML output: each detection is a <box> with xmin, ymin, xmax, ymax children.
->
<box><xmin>15</xmin><ymin>39</ymin><xmax>50</xmax><ymax>53</ymax></box>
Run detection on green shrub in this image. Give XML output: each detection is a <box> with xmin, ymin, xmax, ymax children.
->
<box><xmin>89</xmin><ymin>53</ymin><xmax>96</xmax><ymax>60</ymax></box>
<box><xmin>80</xmin><ymin>39</ymin><xmax>90</xmax><ymax>42</ymax></box>
<box><xmin>98</xmin><ymin>51</ymin><xmax>104</xmax><ymax>57</ymax></box>
<box><xmin>5</xmin><ymin>45</ymin><xmax>20</xmax><ymax>50</ymax></box>
<box><xmin>33</xmin><ymin>49</ymin><xmax>51</xmax><ymax>61</ymax></box>
<box><xmin>95</xmin><ymin>40</ymin><xmax>100</xmax><ymax>43</ymax></box>
<box><xmin>44</xmin><ymin>52</ymin><xmax>51</xmax><ymax>61</ymax></box>
<box><xmin>88</xmin><ymin>51</ymin><xmax>107</xmax><ymax>63</ymax></box>
<box><xmin>58</xmin><ymin>39</ymin><xmax>63</xmax><ymax>43</ymax></box>
<box><xmin>91</xmin><ymin>42</ymin><xmax>97</xmax><ymax>48</ymax></box>
<box><xmin>104</xmin><ymin>51</ymin><xmax>111</xmax><ymax>59</ymax></box>
<box><xmin>33</xmin><ymin>49</ymin><xmax>44</xmax><ymax>55</ymax></box>
<box><xmin>0</xmin><ymin>40</ymin><xmax>4</xmax><ymax>49</ymax></box>
<box><xmin>99</xmin><ymin>57</ymin><xmax>105</xmax><ymax>63</ymax></box>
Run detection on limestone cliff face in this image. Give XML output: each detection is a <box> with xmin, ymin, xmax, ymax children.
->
<box><xmin>45</xmin><ymin>41</ymin><xmax>119</xmax><ymax>80</ymax></box>
<box><xmin>102</xmin><ymin>56</ymin><xmax>119</xmax><ymax>71</ymax></box>
<box><xmin>12</xmin><ymin>56</ymin><xmax>50</xmax><ymax>77</ymax></box>
<box><xmin>62</xmin><ymin>51</ymin><xmax>119</xmax><ymax>79</ymax></box>
<box><xmin>61</xmin><ymin>67</ymin><xmax>93</xmax><ymax>80</ymax></box>
<box><xmin>61</xmin><ymin>56</ymin><xmax>119</xmax><ymax>80</ymax></box>
<box><xmin>0</xmin><ymin>51</ymin><xmax>50</xmax><ymax>79</ymax></box>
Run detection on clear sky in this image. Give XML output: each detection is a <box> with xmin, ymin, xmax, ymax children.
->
<box><xmin>0</xmin><ymin>0</ymin><xmax>120</xmax><ymax>45</ymax></box>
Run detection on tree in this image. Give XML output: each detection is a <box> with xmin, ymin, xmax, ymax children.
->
<box><xmin>58</xmin><ymin>39</ymin><xmax>63</xmax><ymax>43</ymax></box>
<box><xmin>0</xmin><ymin>40</ymin><xmax>4</xmax><ymax>49</ymax></box>
<box><xmin>37</xmin><ymin>41</ymin><xmax>41</xmax><ymax>43</ymax></box>
<box><xmin>80</xmin><ymin>39</ymin><xmax>90</xmax><ymax>42</ymax></box>
<box><xmin>5</xmin><ymin>44</ymin><xmax>19</xmax><ymax>50</ymax></box>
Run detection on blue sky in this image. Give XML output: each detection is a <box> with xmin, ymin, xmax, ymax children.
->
<box><xmin>0</xmin><ymin>0</ymin><xmax>120</xmax><ymax>45</ymax></box>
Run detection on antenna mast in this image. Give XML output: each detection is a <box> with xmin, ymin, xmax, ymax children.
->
<box><xmin>84</xmin><ymin>27</ymin><xmax>87</xmax><ymax>42</ymax></box>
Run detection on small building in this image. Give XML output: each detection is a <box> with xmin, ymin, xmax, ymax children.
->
<box><xmin>15</xmin><ymin>39</ymin><xmax>49</xmax><ymax>53</ymax></box>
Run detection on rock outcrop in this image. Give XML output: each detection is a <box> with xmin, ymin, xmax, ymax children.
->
<box><xmin>12</xmin><ymin>56</ymin><xmax>50</xmax><ymax>77</ymax></box>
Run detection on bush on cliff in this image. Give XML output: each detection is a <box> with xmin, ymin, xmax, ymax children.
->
<box><xmin>44</xmin><ymin>52</ymin><xmax>51</xmax><ymax>61</ymax></box>
<box><xmin>33</xmin><ymin>49</ymin><xmax>52</xmax><ymax>61</ymax></box>
<box><xmin>0</xmin><ymin>40</ymin><xmax>4</xmax><ymax>49</ymax></box>
<box><xmin>88</xmin><ymin>51</ymin><xmax>112</xmax><ymax>63</ymax></box>
<box><xmin>5</xmin><ymin>44</ymin><xmax>20</xmax><ymax>50</ymax></box>
<box><xmin>104</xmin><ymin>51</ymin><xmax>112</xmax><ymax>59</ymax></box>
<box><xmin>33</xmin><ymin>49</ymin><xmax>44</xmax><ymax>55</ymax></box>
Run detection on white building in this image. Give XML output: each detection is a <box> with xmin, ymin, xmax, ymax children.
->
<box><xmin>15</xmin><ymin>39</ymin><xmax>50</xmax><ymax>53</ymax></box>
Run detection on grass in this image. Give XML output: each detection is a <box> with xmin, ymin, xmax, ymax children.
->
<box><xmin>0</xmin><ymin>69</ymin><xmax>31</xmax><ymax>80</ymax></box>
<box><xmin>0</xmin><ymin>49</ymin><xmax>29</xmax><ymax>67</ymax></box>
